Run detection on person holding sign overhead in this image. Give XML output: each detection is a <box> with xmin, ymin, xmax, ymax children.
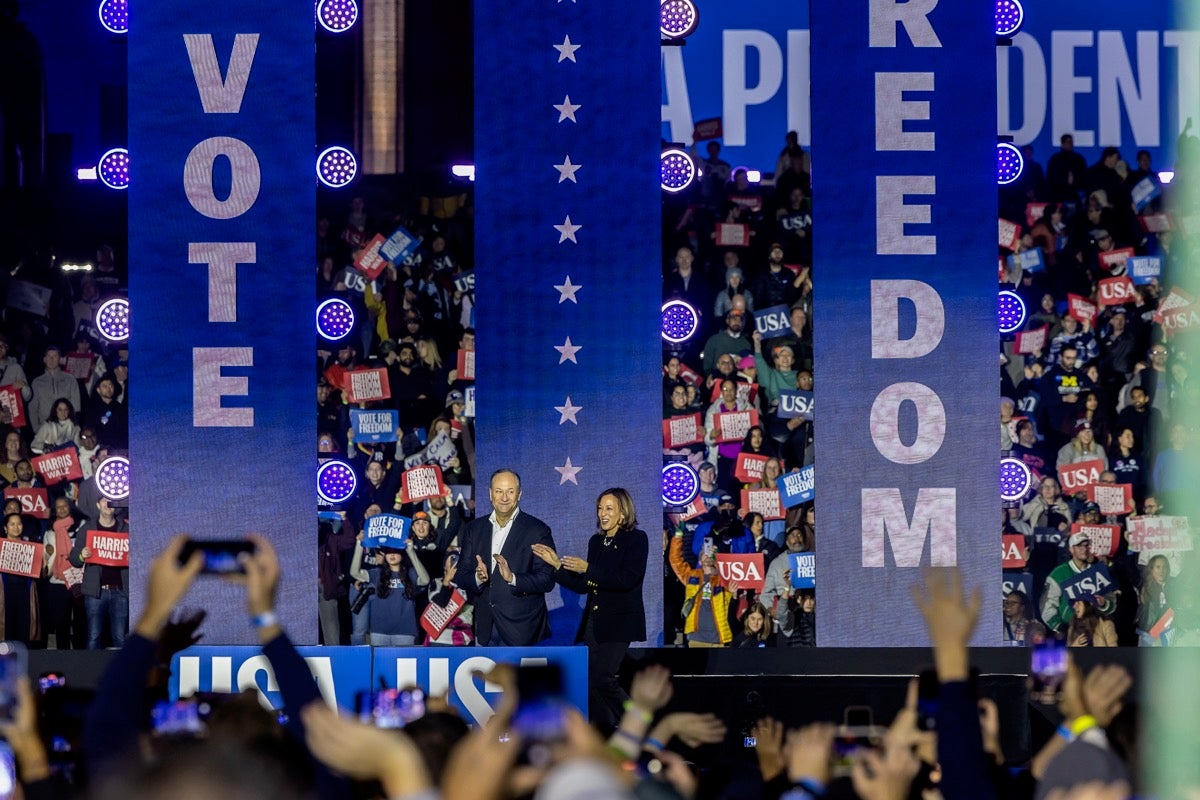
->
<box><xmin>456</xmin><ymin>469</ymin><xmax>556</xmax><ymax>646</ymax></box>
<box><xmin>348</xmin><ymin>530</ymin><xmax>429</xmax><ymax>646</ymax></box>
<box><xmin>532</xmin><ymin>487</ymin><xmax>647</xmax><ymax>732</ymax></box>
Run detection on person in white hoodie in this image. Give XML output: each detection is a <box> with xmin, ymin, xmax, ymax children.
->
<box><xmin>31</xmin><ymin>399</ymin><xmax>80</xmax><ymax>455</ymax></box>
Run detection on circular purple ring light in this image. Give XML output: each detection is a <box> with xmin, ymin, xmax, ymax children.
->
<box><xmin>98</xmin><ymin>0</ymin><xmax>128</xmax><ymax>34</ymax></box>
<box><xmin>662</xmin><ymin>300</ymin><xmax>700</xmax><ymax>345</ymax></box>
<box><xmin>98</xmin><ymin>148</ymin><xmax>130</xmax><ymax>190</ymax></box>
<box><xmin>316</xmin><ymin>298</ymin><xmax>356</xmax><ymax>341</ymax></box>
<box><xmin>1000</xmin><ymin>457</ymin><xmax>1032</xmax><ymax>502</ymax></box>
<box><xmin>96</xmin><ymin>298</ymin><xmax>131</xmax><ymax>342</ymax></box>
<box><xmin>96</xmin><ymin>456</ymin><xmax>131</xmax><ymax>501</ymax></box>
<box><xmin>997</xmin><ymin>142</ymin><xmax>1024</xmax><ymax>186</ymax></box>
<box><xmin>998</xmin><ymin>290</ymin><xmax>1026</xmax><ymax>335</ymax></box>
<box><xmin>660</xmin><ymin>0</ymin><xmax>699</xmax><ymax>39</ymax></box>
<box><xmin>317</xmin><ymin>146</ymin><xmax>358</xmax><ymax>188</ymax></box>
<box><xmin>661</xmin><ymin>148</ymin><xmax>696</xmax><ymax>194</ymax></box>
<box><xmin>317</xmin><ymin>0</ymin><xmax>359</xmax><ymax>33</ymax></box>
<box><xmin>317</xmin><ymin>460</ymin><xmax>358</xmax><ymax>505</ymax></box>
<box><xmin>995</xmin><ymin>0</ymin><xmax>1023</xmax><ymax>37</ymax></box>
<box><xmin>662</xmin><ymin>462</ymin><xmax>700</xmax><ymax>507</ymax></box>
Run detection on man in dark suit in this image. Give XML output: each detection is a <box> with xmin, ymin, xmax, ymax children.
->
<box><xmin>455</xmin><ymin>469</ymin><xmax>556</xmax><ymax>645</ymax></box>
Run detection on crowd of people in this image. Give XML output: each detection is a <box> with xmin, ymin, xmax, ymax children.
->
<box><xmin>1000</xmin><ymin>134</ymin><xmax>1200</xmax><ymax>648</ymax></box>
<box><xmin>0</xmin><ymin>537</ymin><xmax>1154</xmax><ymax>800</ymax></box>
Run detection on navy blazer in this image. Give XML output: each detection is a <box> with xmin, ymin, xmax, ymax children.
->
<box><xmin>555</xmin><ymin>528</ymin><xmax>648</xmax><ymax>644</ymax></box>
<box><xmin>457</xmin><ymin>510</ymin><xmax>556</xmax><ymax>646</ymax></box>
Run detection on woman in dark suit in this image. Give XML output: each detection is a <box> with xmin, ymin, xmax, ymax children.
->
<box><xmin>532</xmin><ymin>487</ymin><xmax>647</xmax><ymax>732</ymax></box>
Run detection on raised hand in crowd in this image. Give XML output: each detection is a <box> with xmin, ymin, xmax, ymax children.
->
<box><xmin>647</xmin><ymin>710</ymin><xmax>726</xmax><ymax>751</ymax></box>
<box><xmin>783</xmin><ymin>722</ymin><xmax>835</xmax><ymax>787</ymax></box>
<box><xmin>133</xmin><ymin>534</ymin><xmax>204</xmax><ymax>640</ymax></box>
<box><xmin>750</xmin><ymin>716</ymin><xmax>785</xmax><ymax>781</ymax></box>
<box><xmin>850</xmin><ymin>734</ymin><xmax>922</xmax><ymax>800</ymax></box>
<box><xmin>0</xmin><ymin>677</ymin><xmax>50</xmax><ymax>786</ymax></box>
<box><xmin>302</xmin><ymin>703</ymin><xmax>432</xmax><ymax>798</ymax></box>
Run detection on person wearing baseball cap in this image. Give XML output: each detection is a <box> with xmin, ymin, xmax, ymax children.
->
<box><xmin>1056</xmin><ymin>416</ymin><xmax>1108</xmax><ymax>477</ymax></box>
<box><xmin>1041</xmin><ymin>530</ymin><xmax>1116</xmax><ymax>633</ymax></box>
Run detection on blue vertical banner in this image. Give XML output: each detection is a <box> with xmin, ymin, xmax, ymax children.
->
<box><xmin>812</xmin><ymin>1</ymin><xmax>998</xmax><ymax>645</ymax></box>
<box><xmin>475</xmin><ymin>2</ymin><xmax>663</xmax><ymax>644</ymax></box>
<box><xmin>129</xmin><ymin>3</ymin><xmax>315</xmax><ymax>643</ymax></box>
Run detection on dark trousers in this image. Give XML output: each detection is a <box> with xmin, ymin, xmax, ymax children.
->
<box><xmin>581</xmin><ymin>613</ymin><xmax>628</xmax><ymax>734</ymax></box>
<box><xmin>43</xmin><ymin>583</ymin><xmax>83</xmax><ymax>649</ymax></box>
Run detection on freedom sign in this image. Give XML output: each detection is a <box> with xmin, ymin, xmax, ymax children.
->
<box><xmin>753</xmin><ymin>305</ymin><xmax>791</xmax><ymax>337</ymax></box>
<box><xmin>364</xmin><ymin>514</ymin><xmax>411</xmax><ymax>550</ymax></box>
<box><xmin>353</xmin><ymin>234</ymin><xmax>389</xmax><ymax>281</ymax></box>
<box><xmin>401</xmin><ymin>465</ymin><xmax>446</xmax><ymax>504</ymax></box>
<box><xmin>1128</xmin><ymin>256</ymin><xmax>1162</xmax><ymax>285</ymax></box>
<box><xmin>350</xmin><ymin>409</ymin><xmax>399</xmax><ymax>444</ymax></box>
<box><xmin>740</xmin><ymin>488</ymin><xmax>783</xmax><ymax>520</ymax></box>
<box><xmin>85</xmin><ymin>531</ymin><xmax>130</xmax><ymax>567</ymax></box>
<box><xmin>1014</xmin><ymin>325</ymin><xmax>1049</xmax><ymax>355</ymax></box>
<box><xmin>345</xmin><ymin>368</ymin><xmax>391</xmax><ymax>404</ymax></box>
<box><xmin>0</xmin><ymin>539</ymin><xmax>43</xmax><ymax>579</ymax></box>
<box><xmin>1058</xmin><ymin>458</ymin><xmax>1105</xmax><ymax>496</ymax></box>
<box><xmin>3</xmin><ymin>488</ymin><xmax>48</xmax><ymax>520</ymax></box>
<box><xmin>715</xmin><ymin>553</ymin><xmax>765</xmax><ymax>592</ymax></box>
<box><xmin>777</xmin><ymin>466</ymin><xmax>814</xmax><ymax>508</ymax></box>
<box><xmin>1001</xmin><ymin>534</ymin><xmax>1026</xmax><ymax>568</ymax></box>
<box><xmin>31</xmin><ymin>448</ymin><xmax>82</xmax><ymax>485</ymax></box>
<box><xmin>713</xmin><ymin>409</ymin><xmax>759</xmax><ymax>443</ymax></box>
<box><xmin>662</xmin><ymin>414</ymin><xmax>703</xmax><ymax>448</ymax></box>
<box><xmin>1127</xmin><ymin>516</ymin><xmax>1192</xmax><ymax>553</ymax></box>
<box><xmin>708</xmin><ymin>380</ymin><xmax>758</xmax><ymax>406</ymax></box>
<box><xmin>788</xmin><ymin>552</ymin><xmax>815</xmax><ymax>589</ymax></box>
<box><xmin>1071</xmin><ymin>523</ymin><xmax>1120</xmax><ymax>558</ymax></box>
<box><xmin>1007</xmin><ymin>248</ymin><xmax>1044</xmax><ymax>274</ymax></box>
<box><xmin>421</xmin><ymin>587</ymin><xmax>468</xmax><ymax>639</ymax></box>
<box><xmin>1087</xmin><ymin>483</ymin><xmax>1133</xmax><ymax>516</ymax></box>
<box><xmin>777</xmin><ymin>390</ymin><xmax>813</xmax><ymax>420</ymax></box>
<box><xmin>667</xmin><ymin>496</ymin><xmax>706</xmax><ymax>526</ymax></box>
<box><xmin>734</xmin><ymin>452</ymin><xmax>769</xmax><ymax>484</ymax></box>
<box><xmin>379</xmin><ymin>225</ymin><xmax>421</xmax><ymax>265</ymax></box>
<box><xmin>0</xmin><ymin>386</ymin><xmax>26</xmax><ymax>429</ymax></box>
<box><xmin>1060</xmin><ymin>562</ymin><xmax>1115</xmax><ymax>602</ymax></box>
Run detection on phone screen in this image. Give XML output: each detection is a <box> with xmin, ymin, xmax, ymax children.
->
<box><xmin>355</xmin><ymin>688</ymin><xmax>425</xmax><ymax>729</ymax></box>
<box><xmin>151</xmin><ymin>700</ymin><xmax>204</xmax><ymax>735</ymax></box>
<box><xmin>1030</xmin><ymin>639</ymin><xmax>1067</xmax><ymax>703</ymax></box>
<box><xmin>178</xmin><ymin>540</ymin><xmax>255</xmax><ymax>575</ymax></box>
<box><xmin>917</xmin><ymin>669</ymin><xmax>939</xmax><ymax>731</ymax></box>
<box><xmin>512</xmin><ymin>665</ymin><xmax>568</xmax><ymax>753</ymax></box>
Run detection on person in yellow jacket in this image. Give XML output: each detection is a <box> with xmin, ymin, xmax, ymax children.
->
<box><xmin>668</xmin><ymin>529</ymin><xmax>734</xmax><ymax>646</ymax></box>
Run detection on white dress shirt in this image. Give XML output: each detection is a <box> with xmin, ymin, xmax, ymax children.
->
<box><xmin>489</xmin><ymin>508</ymin><xmax>520</xmax><ymax>585</ymax></box>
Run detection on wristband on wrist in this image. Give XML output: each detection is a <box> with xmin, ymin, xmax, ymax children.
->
<box><xmin>250</xmin><ymin>610</ymin><xmax>280</xmax><ymax>629</ymax></box>
<box><xmin>1070</xmin><ymin>714</ymin><xmax>1098</xmax><ymax>737</ymax></box>
<box><xmin>644</xmin><ymin>736</ymin><xmax>666</xmax><ymax>751</ymax></box>
<box><xmin>613</xmin><ymin>728</ymin><xmax>643</xmax><ymax>746</ymax></box>
<box><xmin>622</xmin><ymin>700</ymin><xmax>654</xmax><ymax>724</ymax></box>
<box><xmin>1056</xmin><ymin>724</ymin><xmax>1074</xmax><ymax>742</ymax></box>
<box><xmin>796</xmin><ymin>777</ymin><xmax>826</xmax><ymax>796</ymax></box>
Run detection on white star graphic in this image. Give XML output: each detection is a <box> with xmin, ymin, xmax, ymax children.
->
<box><xmin>554</xmin><ymin>215</ymin><xmax>581</xmax><ymax>243</ymax></box>
<box><xmin>555</xmin><ymin>396</ymin><xmax>582</xmax><ymax>425</ymax></box>
<box><xmin>554</xmin><ymin>275</ymin><xmax>582</xmax><ymax>303</ymax></box>
<box><xmin>554</xmin><ymin>155</ymin><xmax>581</xmax><ymax>183</ymax></box>
<box><xmin>555</xmin><ymin>457</ymin><xmax>582</xmax><ymax>485</ymax></box>
<box><xmin>554</xmin><ymin>35</ymin><xmax>580</xmax><ymax>63</ymax></box>
<box><xmin>557</xmin><ymin>0</ymin><xmax>577</xmax><ymax>3</ymax></box>
<box><xmin>553</xmin><ymin>95</ymin><xmax>581</xmax><ymax>123</ymax></box>
<box><xmin>554</xmin><ymin>336</ymin><xmax>582</xmax><ymax>364</ymax></box>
